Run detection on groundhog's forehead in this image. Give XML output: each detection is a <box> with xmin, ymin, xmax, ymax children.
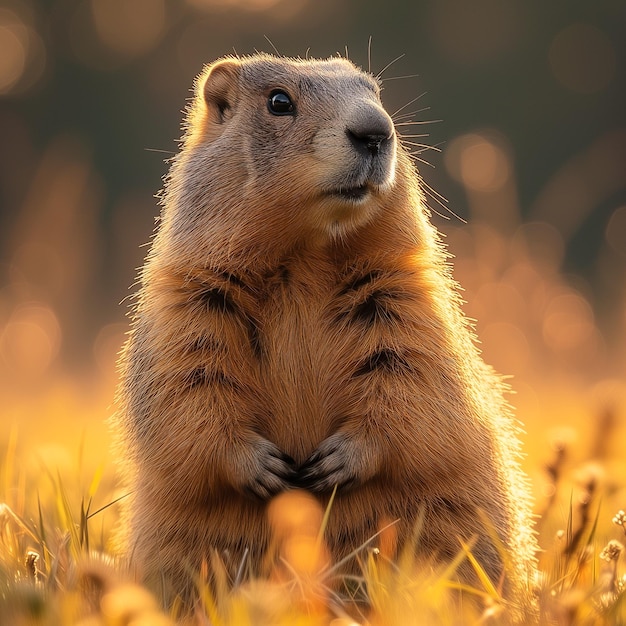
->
<box><xmin>239</xmin><ymin>54</ymin><xmax>380</xmax><ymax>93</ymax></box>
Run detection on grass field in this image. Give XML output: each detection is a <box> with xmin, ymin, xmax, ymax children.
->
<box><xmin>1</xmin><ymin>5</ymin><xmax>624</xmax><ymax>621</ymax></box>
<box><xmin>0</xmin><ymin>370</ymin><xmax>625</xmax><ymax>624</ymax></box>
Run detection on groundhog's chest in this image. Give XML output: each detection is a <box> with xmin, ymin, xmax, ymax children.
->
<box><xmin>255</xmin><ymin>261</ymin><xmax>346</xmax><ymax>459</ymax></box>
<box><xmin>165</xmin><ymin>252</ymin><xmax>418</xmax><ymax>463</ymax></box>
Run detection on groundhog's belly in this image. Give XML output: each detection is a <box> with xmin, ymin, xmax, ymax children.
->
<box><xmin>259</xmin><ymin>293</ymin><xmax>335</xmax><ymax>463</ymax></box>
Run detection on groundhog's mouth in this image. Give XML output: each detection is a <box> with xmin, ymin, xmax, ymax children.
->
<box><xmin>329</xmin><ymin>184</ymin><xmax>370</xmax><ymax>202</ymax></box>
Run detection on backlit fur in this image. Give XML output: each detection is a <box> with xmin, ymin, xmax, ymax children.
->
<box><xmin>114</xmin><ymin>53</ymin><xmax>537</xmax><ymax>614</ymax></box>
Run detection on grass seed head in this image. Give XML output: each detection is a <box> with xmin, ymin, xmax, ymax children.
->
<box><xmin>24</xmin><ymin>550</ymin><xmax>40</xmax><ymax>584</ymax></box>
<box><xmin>612</xmin><ymin>510</ymin><xmax>626</xmax><ymax>534</ymax></box>
<box><xmin>600</xmin><ymin>540</ymin><xmax>623</xmax><ymax>563</ymax></box>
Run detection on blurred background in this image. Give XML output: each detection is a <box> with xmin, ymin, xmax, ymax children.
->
<box><xmin>0</xmin><ymin>0</ymin><xmax>625</xmax><ymax>510</ymax></box>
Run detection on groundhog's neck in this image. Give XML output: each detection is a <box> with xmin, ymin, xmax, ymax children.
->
<box><xmin>153</xmin><ymin>152</ymin><xmax>430</xmax><ymax>275</ymax></box>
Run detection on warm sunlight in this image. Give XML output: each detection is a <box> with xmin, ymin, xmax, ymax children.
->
<box><xmin>1</xmin><ymin>1</ymin><xmax>624</xmax><ymax>624</ymax></box>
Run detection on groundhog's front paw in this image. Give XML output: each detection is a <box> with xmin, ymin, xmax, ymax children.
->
<box><xmin>294</xmin><ymin>432</ymin><xmax>380</xmax><ymax>493</ymax></box>
<box><xmin>236</xmin><ymin>438</ymin><xmax>297</xmax><ymax>501</ymax></box>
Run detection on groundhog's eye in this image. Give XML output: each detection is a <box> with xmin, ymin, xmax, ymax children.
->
<box><xmin>267</xmin><ymin>89</ymin><xmax>295</xmax><ymax>116</ymax></box>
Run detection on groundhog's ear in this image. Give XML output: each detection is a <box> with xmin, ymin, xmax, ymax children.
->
<box><xmin>202</xmin><ymin>59</ymin><xmax>241</xmax><ymax>124</ymax></box>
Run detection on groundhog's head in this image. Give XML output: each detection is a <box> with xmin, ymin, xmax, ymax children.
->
<box><xmin>165</xmin><ymin>54</ymin><xmax>409</xmax><ymax>262</ymax></box>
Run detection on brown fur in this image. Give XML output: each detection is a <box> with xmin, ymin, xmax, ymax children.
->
<box><xmin>114</xmin><ymin>53</ymin><xmax>536</xmax><ymax>612</ymax></box>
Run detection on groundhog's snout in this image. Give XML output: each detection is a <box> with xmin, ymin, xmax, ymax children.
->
<box><xmin>345</xmin><ymin>104</ymin><xmax>394</xmax><ymax>158</ymax></box>
<box><xmin>341</xmin><ymin>100</ymin><xmax>396</xmax><ymax>193</ymax></box>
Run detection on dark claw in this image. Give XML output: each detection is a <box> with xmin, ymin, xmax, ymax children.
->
<box><xmin>241</xmin><ymin>440</ymin><xmax>297</xmax><ymax>501</ymax></box>
<box><xmin>292</xmin><ymin>435</ymin><xmax>355</xmax><ymax>493</ymax></box>
<box><xmin>297</xmin><ymin>453</ymin><xmax>319</xmax><ymax>473</ymax></box>
<box><xmin>280</xmin><ymin>452</ymin><xmax>296</xmax><ymax>466</ymax></box>
<box><xmin>244</xmin><ymin>472</ymin><xmax>289</xmax><ymax>501</ymax></box>
<box><xmin>243</xmin><ymin>485</ymin><xmax>268</xmax><ymax>502</ymax></box>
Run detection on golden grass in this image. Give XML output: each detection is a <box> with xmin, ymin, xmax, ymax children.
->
<box><xmin>1</xmin><ymin>414</ymin><xmax>625</xmax><ymax>626</ymax></box>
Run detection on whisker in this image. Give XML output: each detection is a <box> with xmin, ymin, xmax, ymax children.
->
<box><xmin>393</xmin><ymin>116</ymin><xmax>429</xmax><ymax>125</ymax></box>
<box><xmin>380</xmin><ymin>73</ymin><xmax>420</xmax><ymax>82</ymax></box>
<box><xmin>409</xmin><ymin>149</ymin><xmax>437</xmax><ymax>158</ymax></box>
<box><xmin>392</xmin><ymin>110</ymin><xmax>439</xmax><ymax>124</ymax></box>
<box><xmin>145</xmin><ymin>148</ymin><xmax>176</xmax><ymax>155</ymax></box>
<box><xmin>427</xmin><ymin>204</ymin><xmax>453</xmax><ymax>221</ymax></box>
<box><xmin>397</xmin><ymin>133</ymin><xmax>430</xmax><ymax>139</ymax></box>
<box><xmin>375</xmin><ymin>53</ymin><xmax>406</xmax><ymax>79</ymax></box>
<box><xmin>400</xmin><ymin>137</ymin><xmax>430</xmax><ymax>148</ymax></box>
<box><xmin>367</xmin><ymin>36</ymin><xmax>372</xmax><ymax>74</ymax></box>
<box><xmin>394</xmin><ymin>116</ymin><xmax>441</xmax><ymax>126</ymax></box>
<box><xmin>390</xmin><ymin>94</ymin><xmax>427</xmax><ymax>119</ymax></box>
<box><xmin>411</xmin><ymin>156</ymin><xmax>435</xmax><ymax>168</ymax></box>
<box><xmin>421</xmin><ymin>180</ymin><xmax>460</xmax><ymax>223</ymax></box>
<box><xmin>423</xmin><ymin>182</ymin><xmax>465</xmax><ymax>223</ymax></box>
<box><xmin>403</xmin><ymin>142</ymin><xmax>442</xmax><ymax>154</ymax></box>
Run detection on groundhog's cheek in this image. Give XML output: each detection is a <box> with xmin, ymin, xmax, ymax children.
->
<box><xmin>277</xmin><ymin>154</ymin><xmax>324</xmax><ymax>202</ymax></box>
<box><xmin>311</xmin><ymin>130</ymin><xmax>361</xmax><ymax>186</ymax></box>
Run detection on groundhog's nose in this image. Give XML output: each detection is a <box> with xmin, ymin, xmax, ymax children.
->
<box><xmin>347</xmin><ymin>129</ymin><xmax>387</xmax><ymax>156</ymax></box>
<box><xmin>346</xmin><ymin>104</ymin><xmax>394</xmax><ymax>157</ymax></box>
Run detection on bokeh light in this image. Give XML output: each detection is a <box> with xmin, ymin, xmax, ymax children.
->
<box><xmin>187</xmin><ymin>0</ymin><xmax>287</xmax><ymax>10</ymax></box>
<box><xmin>510</xmin><ymin>222</ymin><xmax>565</xmax><ymax>271</ymax></box>
<box><xmin>549</xmin><ymin>22</ymin><xmax>616</xmax><ymax>94</ymax></box>
<box><xmin>446</xmin><ymin>133</ymin><xmax>511</xmax><ymax>193</ymax></box>
<box><xmin>481</xmin><ymin>321</ymin><xmax>531</xmax><ymax>376</ymax></box>
<box><xmin>530</xmin><ymin>129</ymin><xmax>626</xmax><ymax>240</ymax></box>
<box><xmin>542</xmin><ymin>292</ymin><xmax>597</xmax><ymax>353</ymax></box>
<box><xmin>0</xmin><ymin>22</ymin><xmax>27</xmax><ymax>93</ymax></box>
<box><xmin>0</xmin><ymin>5</ymin><xmax>46</xmax><ymax>95</ymax></box>
<box><xmin>430</xmin><ymin>0</ymin><xmax>520</xmax><ymax>66</ymax></box>
<box><xmin>91</xmin><ymin>0</ymin><xmax>166</xmax><ymax>59</ymax></box>
<box><xmin>0</xmin><ymin>303</ymin><xmax>61</xmax><ymax>379</ymax></box>
<box><xmin>605</xmin><ymin>206</ymin><xmax>626</xmax><ymax>259</ymax></box>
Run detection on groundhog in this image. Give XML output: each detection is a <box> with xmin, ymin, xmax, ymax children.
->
<box><xmin>114</xmin><ymin>53</ymin><xmax>537</xmax><ymax>614</ymax></box>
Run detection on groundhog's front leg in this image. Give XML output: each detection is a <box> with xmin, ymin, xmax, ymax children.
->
<box><xmin>132</xmin><ymin>404</ymin><xmax>298</xmax><ymax>504</ymax></box>
<box><xmin>295</xmin><ymin>431</ymin><xmax>383</xmax><ymax>492</ymax></box>
<box><xmin>230</xmin><ymin>434</ymin><xmax>297</xmax><ymax>499</ymax></box>
<box><xmin>126</xmin><ymin>269</ymin><xmax>302</xmax><ymax>502</ymax></box>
